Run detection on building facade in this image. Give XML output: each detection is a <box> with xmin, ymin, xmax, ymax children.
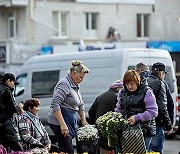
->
<box><xmin>0</xmin><ymin>0</ymin><xmax>180</xmax><ymax>74</ymax></box>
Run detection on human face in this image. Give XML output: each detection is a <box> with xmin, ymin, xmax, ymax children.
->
<box><xmin>125</xmin><ymin>82</ymin><xmax>138</xmax><ymax>92</ymax></box>
<box><xmin>71</xmin><ymin>72</ymin><xmax>86</xmax><ymax>85</ymax></box>
<box><xmin>29</xmin><ymin>106</ymin><xmax>40</xmax><ymax>116</ymax></box>
<box><xmin>160</xmin><ymin>71</ymin><xmax>166</xmax><ymax>80</ymax></box>
<box><xmin>5</xmin><ymin>79</ymin><xmax>15</xmax><ymax>88</ymax></box>
<box><xmin>135</xmin><ymin>69</ymin><xmax>142</xmax><ymax>75</ymax></box>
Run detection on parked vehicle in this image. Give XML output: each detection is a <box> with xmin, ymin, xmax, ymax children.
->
<box><xmin>14</xmin><ymin>48</ymin><xmax>179</xmax><ymax>137</ymax></box>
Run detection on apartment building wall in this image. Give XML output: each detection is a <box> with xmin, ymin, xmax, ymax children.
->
<box><xmin>0</xmin><ymin>0</ymin><xmax>180</xmax><ymax>44</ymax></box>
<box><xmin>0</xmin><ymin>7</ymin><xmax>28</xmax><ymax>41</ymax></box>
<box><xmin>0</xmin><ymin>0</ymin><xmax>180</xmax><ymax>74</ymax></box>
<box><xmin>32</xmin><ymin>1</ymin><xmax>153</xmax><ymax>44</ymax></box>
<box><xmin>152</xmin><ymin>0</ymin><xmax>180</xmax><ymax>40</ymax></box>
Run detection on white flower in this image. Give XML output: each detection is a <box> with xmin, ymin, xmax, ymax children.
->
<box><xmin>96</xmin><ymin>111</ymin><xmax>128</xmax><ymax>136</ymax></box>
<box><xmin>77</xmin><ymin>125</ymin><xmax>98</xmax><ymax>141</ymax></box>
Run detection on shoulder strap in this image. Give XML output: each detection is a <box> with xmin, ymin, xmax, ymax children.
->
<box><xmin>21</xmin><ymin>114</ymin><xmax>46</xmax><ymax>144</ymax></box>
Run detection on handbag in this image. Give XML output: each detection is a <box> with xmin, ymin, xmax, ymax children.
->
<box><xmin>119</xmin><ymin>124</ymin><xmax>146</xmax><ymax>154</ymax></box>
<box><xmin>119</xmin><ymin>94</ymin><xmax>146</xmax><ymax>154</ymax></box>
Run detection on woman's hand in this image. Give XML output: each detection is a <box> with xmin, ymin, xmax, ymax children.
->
<box><xmin>128</xmin><ymin>116</ymin><xmax>135</xmax><ymax>125</ymax></box>
<box><xmin>60</xmin><ymin>123</ymin><xmax>69</xmax><ymax>137</ymax></box>
<box><xmin>81</xmin><ymin>120</ymin><xmax>88</xmax><ymax>126</ymax></box>
<box><xmin>17</xmin><ymin>102</ymin><xmax>24</xmax><ymax>114</ymax></box>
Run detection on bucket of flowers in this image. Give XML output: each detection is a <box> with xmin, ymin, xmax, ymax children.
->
<box><xmin>96</xmin><ymin>111</ymin><xmax>128</xmax><ymax>147</ymax></box>
<box><xmin>76</xmin><ymin>125</ymin><xmax>98</xmax><ymax>153</ymax></box>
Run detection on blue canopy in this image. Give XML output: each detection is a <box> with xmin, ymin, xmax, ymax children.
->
<box><xmin>147</xmin><ymin>41</ymin><xmax>180</xmax><ymax>52</ymax></box>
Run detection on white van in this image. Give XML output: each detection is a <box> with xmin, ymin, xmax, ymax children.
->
<box><xmin>14</xmin><ymin>48</ymin><xmax>179</xmax><ymax>136</ymax></box>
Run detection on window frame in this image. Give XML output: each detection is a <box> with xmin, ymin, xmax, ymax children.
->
<box><xmin>7</xmin><ymin>11</ymin><xmax>16</xmax><ymax>38</ymax></box>
<box><xmin>84</xmin><ymin>12</ymin><xmax>98</xmax><ymax>39</ymax></box>
<box><xmin>136</xmin><ymin>14</ymin><xmax>150</xmax><ymax>39</ymax></box>
<box><xmin>52</xmin><ymin>11</ymin><xmax>69</xmax><ymax>39</ymax></box>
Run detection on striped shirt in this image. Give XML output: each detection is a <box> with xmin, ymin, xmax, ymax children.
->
<box><xmin>18</xmin><ymin>111</ymin><xmax>51</xmax><ymax>149</ymax></box>
<box><xmin>47</xmin><ymin>74</ymin><xmax>85</xmax><ymax>125</ymax></box>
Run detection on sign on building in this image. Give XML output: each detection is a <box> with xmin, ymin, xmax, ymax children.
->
<box><xmin>0</xmin><ymin>45</ymin><xmax>6</xmax><ymax>63</ymax></box>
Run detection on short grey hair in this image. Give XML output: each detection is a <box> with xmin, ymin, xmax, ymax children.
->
<box><xmin>135</xmin><ymin>62</ymin><xmax>149</xmax><ymax>71</ymax></box>
<box><xmin>70</xmin><ymin>60</ymin><xmax>89</xmax><ymax>73</ymax></box>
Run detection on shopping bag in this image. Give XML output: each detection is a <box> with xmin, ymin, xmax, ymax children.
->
<box><xmin>76</xmin><ymin>139</ymin><xmax>98</xmax><ymax>154</ymax></box>
<box><xmin>119</xmin><ymin>124</ymin><xmax>146</xmax><ymax>154</ymax></box>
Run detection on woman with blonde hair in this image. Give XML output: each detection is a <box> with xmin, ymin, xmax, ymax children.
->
<box><xmin>115</xmin><ymin>70</ymin><xmax>158</xmax><ymax>151</ymax></box>
<box><xmin>47</xmin><ymin>60</ymin><xmax>89</xmax><ymax>154</ymax></box>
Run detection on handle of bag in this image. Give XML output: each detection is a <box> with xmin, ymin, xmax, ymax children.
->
<box><xmin>123</xmin><ymin>94</ymin><xmax>131</xmax><ymax>132</ymax></box>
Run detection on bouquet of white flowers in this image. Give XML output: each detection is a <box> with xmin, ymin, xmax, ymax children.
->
<box><xmin>77</xmin><ymin>124</ymin><xmax>98</xmax><ymax>141</ymax></box>
<box><xmin>76</xmin><ymin>125</ymin><xmax>98</xmax><ymax>153</ymax></box>
<box><xmin>96</xmin><ymin>111</ymin><xmax>128</xmax><ymax>137</ymax></box>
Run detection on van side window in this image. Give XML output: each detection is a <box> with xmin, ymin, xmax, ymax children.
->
<box><xmin>14</xmin><ymin>73</ymin><xmax>27</xmax><ymax>97</ymax></box>
<box><xmin>32</xmin><ymin>70</ymin><xmax>59</xmax><ymax>97</ymax></box>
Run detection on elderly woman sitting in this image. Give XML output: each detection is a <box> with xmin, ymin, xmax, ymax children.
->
<box><xmin>18</xmin><ymin>98</ymin><xmax>59</xmax><ymax>153</ymax></box>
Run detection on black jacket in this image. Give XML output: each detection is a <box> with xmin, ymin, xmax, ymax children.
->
<box><xmin>120</xmin><ymin>81</ymin><xmax>148</xmax><ymax>118</ymax></box>
<box><xmin>147</xmin><ymin>74</ymin><xmax>172</xmax><ymax>131</ymax></box>
<box><xmin>163</xmin><ymin>80</ymin><xmax>174</xmax><ymax>125</ymax></box>
<box><xmin>0</xmin><ymin>83</ymin><xmax>18</xmax><ymax>122</ymax></box>
<box><xmin>88</xmin><ymin>88</ymin><xmax>118</xmax><ymax>124</ymax></box>
<box><xmin>88</xmin><ymin>88</ymin><xmax>118</xmax><ymax>150</ymax></box>
<box><xmin>120</xmin><ymin>79</ymin><xmax>156</xmax><ymax>136</ymax></box>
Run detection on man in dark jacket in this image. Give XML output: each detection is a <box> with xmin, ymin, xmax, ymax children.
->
<box><xmin>88</xmin><ymin>80</ymin><xmax>123</xmax><ymax>154</ymax></box>
<box><xmin>135</xmin><ymin>62</ymin><xmax>174</xmax><ymax>124</ymax></box>
<box><xmin>160</xmin><ymin>69</ymin><xmax>174</xmax><ymax>125</ymax></box>
<box><xmin>135</xmin><ymin>62</ymin><xmax>173</xmax><ymax>154</ymax></box>
<box><xmin>0</xmin><ymin>73</ymin><xmax>23</xmax><ymax>152</ymax></box>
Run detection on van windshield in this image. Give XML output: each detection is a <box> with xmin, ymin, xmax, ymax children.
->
<box><xmin>32</xmin><ymin>70</ymin><xmax>59</xmax><ymax>97</ymax></box>
<box><xmin>14</xmin><ymin>73</ymin><xmax>27</xmax><ymax>97</ymax></box>
<box><xmin>128</xmin><ymin>66</ymin><xmax>174</xmax><ymax>93</ymax></box>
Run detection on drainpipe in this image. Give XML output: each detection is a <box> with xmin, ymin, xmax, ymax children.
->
<box><xmin>30</xmin><ymin>0</ymin><xmax>58</xmax><ymax>32</ymax></box>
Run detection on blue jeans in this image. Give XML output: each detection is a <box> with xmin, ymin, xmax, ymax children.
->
<box><xmin>144</xmin><ymin>136</ymin><xmax>152</xmax><ymax>152</ymax></box>
<box><xmin>150</xmin><ymin>126</ymin><xmax>165</xmax><ymax>154</ymax></box>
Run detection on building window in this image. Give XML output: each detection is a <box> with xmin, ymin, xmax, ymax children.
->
<box><xmin>137</xmin><ymin>14</ymin><xmax>149</xmax><ymax>38</ymax></box>
<box><xmin>8</xmin><ymin>12</ymin><xmax>16</xmax><ymax>38</ymax></box>
<box><xmin>53</xmin><ymin>12</ymin><xmax>69</xmax><ymax>38</ymax></box>
<box><xmin>85</xmin><ymin>13</ymin><xmax>98</xmax><ymax>38</ymax></box>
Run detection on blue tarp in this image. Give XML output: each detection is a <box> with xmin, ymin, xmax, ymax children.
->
<box><xmin>147</xmin><ymin>41</ymin><xmax>180</xmax><ymax>52</ymax></box>
<box><xmin>41</xmin><ymin>46</ymin><xmax>53</xmax><ymax>54</ymax></box>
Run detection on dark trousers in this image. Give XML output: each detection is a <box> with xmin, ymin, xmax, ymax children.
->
<box><xmin>49</xmin><ymin>123</ymin><xmax>74</xmax><ymax>154</ymax></box>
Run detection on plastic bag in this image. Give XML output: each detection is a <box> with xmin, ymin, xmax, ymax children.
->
<box><xmin>76</xmin><ymin>139</ymin><xmax>98</xmax><ymax>154</ymax></box>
